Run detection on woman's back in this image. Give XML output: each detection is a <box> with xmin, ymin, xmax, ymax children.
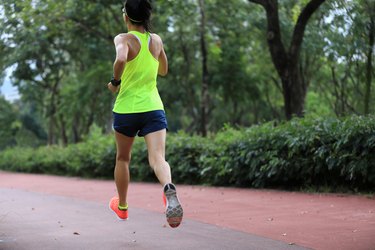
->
<box><xmin>126</xmin><ymin>32</ymin><xmax>164</xmax><ymax>62</ymax></box>
<box><xmin>113</xmin><ymin>31</ymin><xmax>165</xmax><ymax>114</ymax></box>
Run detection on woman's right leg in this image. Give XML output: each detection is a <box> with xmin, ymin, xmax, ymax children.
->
<box><xmin>144</xmin><ymin>129</ymin><xmax>183</xmax><ymax>228</ymax></box>
<box><xmin>144</xmin><ymin>129</ymin><xmax>171</xmax><ymax>186</ymax></box>
<box><xmin>114</xmin><ymin>131</ymin><xmax>135</xmax><ymax>207</ymax></box>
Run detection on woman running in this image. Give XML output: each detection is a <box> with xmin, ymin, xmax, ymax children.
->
<box><xmin>107</xmin><ymin>0</ymin><xmax>183</xmax><ymax>228</ymax></box>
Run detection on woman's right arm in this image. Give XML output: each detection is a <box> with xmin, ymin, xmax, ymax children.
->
<box><xmin>108</xmin><ymin>34</ymin><xmax>129</xmax><ymax>93</ymax></box>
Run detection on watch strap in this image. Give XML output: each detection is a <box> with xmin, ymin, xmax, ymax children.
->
<box><xmin>111</xmin><ymin>77</ymin><xmax>121</xmax><ymax>86</ymax></box>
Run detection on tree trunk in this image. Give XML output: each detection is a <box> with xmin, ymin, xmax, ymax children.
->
<box><xmin>47</xmin><ymin>80</ymin><xmax>60</xmax><ymax>145</ymax></box>
<box><xmin>282</xmin><ymin>66</ymin><xmax>307</xmax><ymax>119</ymax></box>
<box><xmin>48</xmin><ymin>115</ymin><xmax>56</xmax><ymax>145</ymax></box>
<box><xmin>59</xmin><ymin>114</ymin><xmax>68</xmax><ymax>146</ymax></box>
<box><xmin>180</xmin><ymin>36</ymin><xmax>199</xmax><ymax>130</ymax></box>
<box><xmin>198</xmin><ymin>0</ymin><xmax>209</xmax><ymax>136</ymax></box>
<box><xmin>248</xmin><ymin>0</ymin><xmax>326</xmax><ymax>119</ymax></box>
<box><xmin>365</xmin><ymin>16</ymin><xmax>374</xmax><ymax>114</ymax></box>
<box><xmin>84</xmin><ymin>112</ymin><xmax>95</xmax><ymax>135</ymax></box>
<box><xmin>72</xmin><ymin>114</ymin><xmax>81</xmax><ymax>143</ymax></box>
<box><xmin>47</xmin><ymin>93</ymin><xmax>56</xmax><ymax>145</ymax></box>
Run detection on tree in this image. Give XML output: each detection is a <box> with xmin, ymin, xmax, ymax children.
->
<box><xmin>248</xmin><ymin>0</ymin><xmax>326</xmax><ymax>119</ymax></box>
<box><xmin>207</xmin><ymin>0</ymin><xmax>276</xmax><ymax>126</ymax></box>
<box><xmin>0</xmin><ymin>96</ymin><xmax>17</xmax><ymax>149</ymax></box>
<box><xmin>2</xmin><ymin>0</ymin><xmax>372</xmax><ymax>144</ymax></box>
<box><xmin>314</xmin><ymin>0</ymin><xmax>375</xmax><ymax>116</ymax></box>
<box><xmin>362</xmin><ymin>0</ymin><xmax>375</xmax><ymax>114</ymax></box>
<box><xmin>2</xmin><ymin>0</ymin><xmax>119</xmax><ymax>145</ymax></box>
<box><xmin>153</xmin><ymin>0</ymin><xmax>202</xmax><ymax>132</ymax></box>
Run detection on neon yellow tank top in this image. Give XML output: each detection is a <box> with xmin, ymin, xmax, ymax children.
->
<box><xmin>113</xmin><ymin>31</ymin><xmax>164</xmax><ymax>114</ymax></box>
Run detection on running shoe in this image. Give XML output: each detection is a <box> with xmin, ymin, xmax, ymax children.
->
<box><xmin>163</xmin><ymin>183</ymin><xmax>183</xmax><ymax>228</ymax></box>
<box><xmin>162</xmin><ymin>193</ymin><xmax>167</xmax><ymax>207</ymax></box>
<box><xmin>109</xmin><ymin>197</ymin><xmax>128</xmax><ymax>220</ymax></box>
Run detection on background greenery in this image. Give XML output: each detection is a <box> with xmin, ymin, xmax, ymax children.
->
<box><xmin>0</xmin><ymin>0</ymin><xmax>374</xmax><ymax>191</ymax></box>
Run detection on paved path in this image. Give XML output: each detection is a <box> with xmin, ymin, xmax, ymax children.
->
<box><xmin>0</xmin><ymin>171</ymin><xmax>374</xmax><ymax>250</ymax></box>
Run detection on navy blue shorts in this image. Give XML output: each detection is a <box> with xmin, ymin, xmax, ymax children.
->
<box><xmin>113</xmin><ymin>110</ymin><xmax>168</xmax><ymax>137</ymax></box>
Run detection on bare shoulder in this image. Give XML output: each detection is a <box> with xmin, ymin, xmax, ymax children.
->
<box><xmin>150</xmin><ymin>33</ymin><xmax>164</xmax><ymax>45</ymax></box>
<box><xmin>114</xmin><ymin>33</ymin><xmax>133</xmax><ymax>44</ymax></box>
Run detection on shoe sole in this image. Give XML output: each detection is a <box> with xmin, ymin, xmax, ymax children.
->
<box><xmin>165</xmin><ymin>189</ymin><xmax>183</xmax><ymax>228</ymax></box>
<box><xmin>108</xmin><ymin>202</ymin><xmax>128</xmax><ymax>221</ymax></box>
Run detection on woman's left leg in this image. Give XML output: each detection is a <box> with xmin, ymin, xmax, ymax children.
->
<box><xmin>109</xmin><ymin>131</ymin><xmax>134</xmax><ymax>220</ymax></box>
<box><xmin>114</xmin><ymin>131</ymin><xmax>135</xmax><ymax>206</ymax></box>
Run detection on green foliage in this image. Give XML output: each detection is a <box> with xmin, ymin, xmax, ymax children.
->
<box><xmin>0</xmin><ymin>116</ymin><xmax>374</xmax><ymax>191</ymax></box>
<box><xmin>0</xmin><ymin>96</ymin><xmax>17</xmax><ymax>149</ymax></box>
<box><xmin>305</xmin><ymin>91</ymin><xmax>333</xmax><ymax>117</ymax></box>
<box><xmin>1</xmin><ymin>0</ymin><xmax>119</xmax><ymax>145</ymax></box>
<box><xmin>0</xmin><ymin>124</ymin><xmax>116</xmax><ymax>178</ymax></box>
<box><xmin>1</xmin><ymin>0</ymin><xmax>374</xmax><ymax>148</ymax></box>
<box><xmin>312</xmin><ymin>0</ymin><xmax>375</xmax><ymax>116</ymax></box>
<box><xmin>0</xmin><ymin>96</ymin><xmax>47</xmax><ymax>149</ymax></box>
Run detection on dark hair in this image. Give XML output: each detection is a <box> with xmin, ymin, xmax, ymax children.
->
<box><xmin>124</xmin><ymin>0</ymin><xmax>152</xmax><ymax>32</ymax></box>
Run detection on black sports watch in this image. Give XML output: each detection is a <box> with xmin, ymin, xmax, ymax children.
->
<box><xmin>110</xmin><ymin>76</ymin><xmax>121</xmax><ymax>86</ymax></box>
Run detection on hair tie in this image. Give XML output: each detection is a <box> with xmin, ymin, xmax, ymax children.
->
<box><xmin>122</xmin><ymin>7</ymin><xmax>143</xmax><ymax>23</ymax></box>
<box><xmin>127</xmin><ymin>15</ymin><xmax>143</xmax><ymax>23</ymax></box>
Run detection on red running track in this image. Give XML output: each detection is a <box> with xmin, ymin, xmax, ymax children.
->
<box><xmin>0</xmin><ymin>171</ymin><xmax>374</xmax><ymax>250</ymax></box>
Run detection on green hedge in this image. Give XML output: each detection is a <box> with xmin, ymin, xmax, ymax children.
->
<box><xmin>0</xmin><ymin>127</ymin><xmax>115</xmax><ymax>178</ymax></box>
<box><xmin>0</xmin><ymin>116</ymin><xmax>374</xmax><ymax>191</ymax></box>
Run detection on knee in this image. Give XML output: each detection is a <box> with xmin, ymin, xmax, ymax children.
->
<box><xmin>116</xmin><ymin>152</ymin><xmax>131</xmax><ymax>164</ymax></box>
<box><xmin>148</xmin><ymin>154</ymin><xmax>164</xmax><ymax>169</ymax></box>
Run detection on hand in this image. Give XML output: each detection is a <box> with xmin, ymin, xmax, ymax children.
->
<box><xmin>107</xmin><ymin>82</ymin><xmax>119</xmax><ymax>93</ymax></box>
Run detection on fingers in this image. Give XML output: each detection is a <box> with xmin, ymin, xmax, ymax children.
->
<box><xmin>107</xmin><ymin>82</ymin><xmax>119</xmax><ymax>93</ymax></box>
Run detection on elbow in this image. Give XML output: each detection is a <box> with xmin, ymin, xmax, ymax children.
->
<box><xmin>159</xmin><ymin>69</ymin><xmax>168</xmax><ymax>76</ymax></box>
<box><xmin>158</xmin><ymin>65</ymin><xmax>168</xmax><ymax>76</ymax></box>
<box><xmin>115</xmin><ymin>58</ymin><xmax>126</xmax><ymax>66</ymax></box>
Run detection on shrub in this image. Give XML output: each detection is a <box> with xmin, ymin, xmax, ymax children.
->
<box><xmin>0</xmin><ymin>115</ymin><xmax>374</xmax><ymax>191</ymax></box>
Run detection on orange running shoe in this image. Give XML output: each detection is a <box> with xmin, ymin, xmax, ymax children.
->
<box><xmin>163</xmin><ymin>183</ymin><xmax>183</xmax><ymax>228</ymax></box>
<box><xmin>109</xmin><ymin>197</ymin><xmax>128</xmax><ymax>220</ymax></box>
<box><xmin>162</xmin><ymin>193</ymin><xmax>167</xmax><ymax>207</ymax></box>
